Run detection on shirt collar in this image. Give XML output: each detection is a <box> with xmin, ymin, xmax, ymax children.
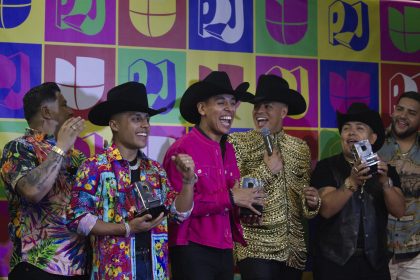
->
<box><xmin>24</xmin><ymin>128</ymin><xmax>54</xmax><ymax>142</ymax></box>
<box><xmin>107</xmin><ymin>142</ymin><xmax>148</xmax><ymax>163</ymax></box>
<box><xmin>388</xmin><ymin>131</ymin><xmax>420</xmax><ymax>147</ymax></box>
<box><xmin>194</xmin><ymin>125</ymin><xmax>228</xmax><ymax>144</ymax></box>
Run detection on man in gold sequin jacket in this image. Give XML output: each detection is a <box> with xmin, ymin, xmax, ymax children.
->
<box><xmin>228</xmin><ymin>75</ymin><xmax>320</xmax><ymax>280</ymax></box>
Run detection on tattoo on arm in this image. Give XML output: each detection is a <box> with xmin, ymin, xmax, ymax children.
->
<box><xmin>17</xmin><ymin>152</ymin><xmax>64</xmax><ymax>200</ymax></box>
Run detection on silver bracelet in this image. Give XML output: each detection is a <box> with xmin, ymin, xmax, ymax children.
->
<box><xmin>384</xmin><ymin>177</ymin><xmax>393</xmax><ymax>189</ymax></box>
<box><xmin>124</xmin><ymin>222</ymin><xmax>130</xmax><ymax>238</ymax></box>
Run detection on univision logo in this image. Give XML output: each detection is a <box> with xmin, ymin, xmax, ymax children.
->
<box><xmin>0</xmin><ymin>0</ymin><xmax>31</xmax><ymax>28</ymax></box>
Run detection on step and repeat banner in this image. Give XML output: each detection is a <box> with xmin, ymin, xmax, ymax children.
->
<box><xmin>1</xmin><ymin>0</ymin><xmax>420</xmax><ymax>277</ymax></box>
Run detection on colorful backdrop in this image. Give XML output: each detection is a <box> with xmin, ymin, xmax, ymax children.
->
<box><xmin>1</xmin><ymin>0</ymin><xmax>420</xmax><ymax>278</ymax></box>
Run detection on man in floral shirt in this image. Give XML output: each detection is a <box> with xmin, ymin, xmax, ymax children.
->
<box><xmin>0</xmin><ymin>82</ymin><xmax>88</xmax><ymax>279</ymax></box>
<box><xmin>67</xmin><ymin>82</ymin><xmax>195</xmax><ymax>280</ymax></box>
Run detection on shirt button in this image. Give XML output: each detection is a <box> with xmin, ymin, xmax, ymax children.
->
<box><xmin>365</xmin><ymin>234</ymin><xmax>369</xmax><ymax>237</ymax></box>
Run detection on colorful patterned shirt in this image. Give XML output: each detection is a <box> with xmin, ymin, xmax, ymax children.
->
<box><xmin>0</xmin><ymin>128</ymin><xmax>87</xmax><ymax>276</ymax></box>
<box><xmin>379</xmin><ymin>133</ymin><xmax>420</xmax><ymax>259</ymax></box>
<box><xmin>67</xmin><ymin>143</ymin><xmax>178</xmax><ymax>280</ymax></box>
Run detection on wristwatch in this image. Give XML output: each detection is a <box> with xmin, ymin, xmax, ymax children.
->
<box><xmin>344</xmin><ymin>177</ymin><xmax>358</xmax><ymax>192</ymax></box>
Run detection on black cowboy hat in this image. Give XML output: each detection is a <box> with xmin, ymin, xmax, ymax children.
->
<box><xmin>88</xmin><ymin>82</ymin><xmax>166</xmax><ymax>126</ymax></box>
<box><xmin>336</xmin><ymin>102</ymin><xmax>385</xmax><ymax>152</ymax></box>
<box><xmin>180</xmin><ymin>71</ymin><xmax>254</xmax><ymax>124</ymax></box>
<box><xmin>251</xmin><ymin>74</ymin><xmax>306</xmax><ymax>115</ymax></box>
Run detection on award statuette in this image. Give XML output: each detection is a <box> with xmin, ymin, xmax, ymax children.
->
<box><xmin>351</xmin><ymin>139</ymin><xmax>379</xmax><ymax>175</ymax></box>
<box><xmin>134</xmin><ymin>181</ymin><xmax>168</xmax><ymax>219</ymax></box>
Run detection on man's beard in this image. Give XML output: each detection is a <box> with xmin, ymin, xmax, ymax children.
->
<box><xmin>392</xmin><ymin>120</ymin><xmax>418</xmax><ymax>139</ymax></box>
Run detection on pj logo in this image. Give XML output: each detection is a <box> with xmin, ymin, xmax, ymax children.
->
<box><xmin>128</xmin><ymin>59</ymin><xmax>176</xmax><ymax>113</ymax></box>
<box><xmin>198</xmin><ymin>0</ymin><xmax>245</xmax><ymax>44</ymax></box>
<box><xmin>0</xmin><ymin>52</ymin><xmax>30</xmax><ymax>112</ymax></box>
<box><xmin>329</xmin><ymin>0</ymin><xmax>369</xmax><ymax>51</ymax></box>
<box><xmin>55</xmin><ymin>0</ymin><xmax>106</xmax><ymax>35</ymax></box>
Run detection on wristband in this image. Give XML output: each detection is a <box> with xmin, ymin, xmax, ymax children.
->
<box><xmin>52</xmin><ymin>146</ymin><xmax>66</xmax><ymax>157</ymax></box>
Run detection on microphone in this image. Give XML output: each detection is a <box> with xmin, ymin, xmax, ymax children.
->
<box><xmin>261</xmin><ymin>127</ymin><xmax>273</xmax><ymax>156</ymax></box>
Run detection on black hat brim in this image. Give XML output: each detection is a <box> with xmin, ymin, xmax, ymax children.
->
<box><xmin>336</xmin><ymin>111</ymin><xmax>385</xmax><ymax>152</ymax></box>
<box><xmin>88</xmin><ymin>100</ymin><xmax>166</xmax><ymax>126</ymax></box>
<box><xmin>251</xmin><ymin>88</ymin><xmax>306</xmax><ymax>115</ymax></box>
<box><xmin>180</xmin><ymin>81</ymin><xmax>254</xmax><ymax>124</ymax></box>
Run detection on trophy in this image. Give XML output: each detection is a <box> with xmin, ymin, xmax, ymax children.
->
<box><xmin>134</xmin><ymin>181</ymin><xmax>167</xmax><ymax>219</ymax></box>
<box><xmin>351</xmin><ymin>139</ymin><xmax>379</xmax><ymax>175</ymax></box>
<box><xmin>239</xmin><ymin>177</ymin><xmax>264</xmax><ymax>217</ymax></box>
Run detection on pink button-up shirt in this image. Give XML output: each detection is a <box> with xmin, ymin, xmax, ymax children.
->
<box><xmin>163</xmin><ymin>128</ymin><xmax>246</xmax><ymax>249</ymax></box>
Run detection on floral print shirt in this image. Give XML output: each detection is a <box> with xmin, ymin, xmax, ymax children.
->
<box><xmin>0</xmin><ymin>128</ymin><xmax>88</xmax><ymax>275</ymax></box>
<box><xmin>67</xmin><ymin>144</ymin><xmax>178</xmax><ymax>280</ymax></box>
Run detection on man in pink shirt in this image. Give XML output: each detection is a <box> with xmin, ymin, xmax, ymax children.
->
<box><xmin>163</xmin><ymin>71</ymin><xmax>265</xmax><ymax>280</ymax></box>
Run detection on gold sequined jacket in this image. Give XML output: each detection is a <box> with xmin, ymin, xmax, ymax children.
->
<box><xmin>228</xmin><ymin>129</ymin><xmax>319</xmax><ymax>270</ymax></box>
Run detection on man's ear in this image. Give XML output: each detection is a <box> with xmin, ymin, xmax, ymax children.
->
<box><xmin>197</xmin><ymin>102</ymin><xmax>205</xmax><ymax>117</ymax></box>
<box><xmin>40</xmin><ymin>105</ymin><xmax>52</xmax><ymax>120</ymax></box>
<box><xmin>109</xmin><ymin>119</ymin><xmax>119</xmax><ymax>132</ymax></box>
<box><xmin>281</xmin><ymin>105</ymin><xmax>288</xmax><ymax>119</ymax></box>
<box><xmin>369</xmin><ymin>132</ymin><xmax>378</xmax><ymax>146</ymax></box>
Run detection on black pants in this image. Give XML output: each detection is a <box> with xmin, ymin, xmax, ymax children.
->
<box><xmin>313</xmin><ymin>254</ymin><xmax>391</xmax><ymax>280</ymax></box>
<box><xmin>238</xmin><ymin>258</ymin><xmax>302</xmax><ymax>280</ymax></box>
<box><xmin>9</xmin><ymin>262</ymin><xmax>88</xmax><ymax>280</ymax></box>
<box><xmin>170</xmin><ymin>243</ymin><xmax>234</xmax><ymax>280</ymax></box>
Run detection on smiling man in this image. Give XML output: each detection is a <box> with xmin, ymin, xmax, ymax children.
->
<box><xmin>311</xmin><ymin>103</ymin><xmax>405</xmax><ymax>280</ymax></box>
<box><xmin>163</xmin><ymin>71</ymin><xmax>265</xmax><ymax>280</ymax></box>
<box><xmin>228</xmin><ymin>74</ymin><xmax>320</xmax><ymax>280</ymax></box>
<box><xmin>379</xmin><ymin>91</ymin><xmax>420</xmax><ymax>280</ymax></box>
<box><xmin>66</xmin><ymin>82</ymin><xmax>196</xmax><ymax>280</ymax></box>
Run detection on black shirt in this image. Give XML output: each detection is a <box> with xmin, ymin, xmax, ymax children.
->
<box><xmin>310</xmin><ymin>153</ymin><xmax>401</xmax><ymax>268</ymax></box>
<box><xmin>130</xmin><ymin>159</ymin><xmax>151</xmax><ymax>250</ymax></box>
